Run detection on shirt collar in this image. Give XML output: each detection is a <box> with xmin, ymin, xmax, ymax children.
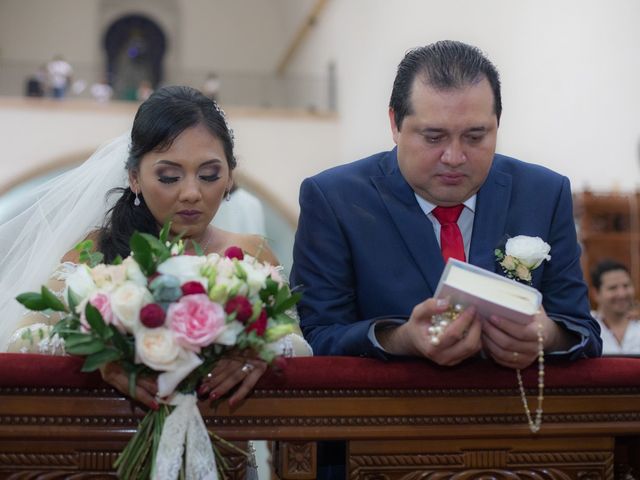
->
<box><xmin>414</xmin><ymin>193</ymin><xmax>477</xmax><ymax>216</ymax></box>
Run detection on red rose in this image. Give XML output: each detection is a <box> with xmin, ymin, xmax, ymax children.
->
<box><xmin>140</xmin><ymin>303</ymin><xmax>166</xmax><ymax>328</ymax></box>
<box><xmin>224</xmin><ymin>295</ymin><xmax>253</xmax><ymax>323</ymax></box>
<box><xmin>247</xmin><ymin>309</ymin><xmax>267</xmax><ymax>336</ymax></box>
<box><xmin>181</xmin><ymin>281</ymin><xmax>207</xmax><ymax>296</ymax></box>
<box><xmin>224</xmin><ymin>246</ymin><xmax>244</xmax><ymax>260</ymax></box>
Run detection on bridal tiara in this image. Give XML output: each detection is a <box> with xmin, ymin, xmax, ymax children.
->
<box><xmin>212</xmin><ymin>101</ymin><xmax>235</xmax><ymax>148</ymax></box>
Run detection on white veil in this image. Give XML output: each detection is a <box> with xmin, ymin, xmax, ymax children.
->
<box><xmin>0</xmin><ymin>133</ymin><xmax>131</xmax><ymax>351</ymax></box>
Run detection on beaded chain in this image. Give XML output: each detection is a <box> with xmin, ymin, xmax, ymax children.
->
<box><xmin>516</xmin><ymin>318</ymin><xmax>544</xmax><ymax>433</ymax></box>
<box><xmin>429</xmin><ymin>305</ymin><xmax>545</xmax><ymax>434</ymax></box>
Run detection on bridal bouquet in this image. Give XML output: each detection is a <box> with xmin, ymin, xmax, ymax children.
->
<box><xmin>16</xmin><ymin>224</ymin><xmax>300</xmax><ymax>479</ymax></box>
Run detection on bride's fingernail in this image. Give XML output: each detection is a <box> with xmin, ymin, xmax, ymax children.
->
<box><xmin>197</xmin><ymin>384</ymin><xmax>210</xmax><ymax>396</ymax></box>
<box><xmin>436</xmin><ymin>298</ymin><xmax>449</xmax><ymax>308</ymax></box>
<box><xmin>209</xmin><ymin>391</ymin><xmax>218</xmax><ymax>401</ymax></box>
<box><xmin>150</xmin><ymin>401</ymin><xmax>159</xmax><ymax>411</ymax></box>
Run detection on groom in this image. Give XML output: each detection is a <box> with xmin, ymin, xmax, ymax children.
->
<box><xmin>290</xmin><ymin>39</ymin><xmax>602</xmax><ymax>479</ymax></box>
<box><xmin>292</xmin><ymin>40</ymin><xmax>601</xmax><ymax>366</ymax></box>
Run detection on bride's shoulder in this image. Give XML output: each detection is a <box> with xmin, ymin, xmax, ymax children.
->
<box><xmin>213</xmin><ymin>228</ymin><xmax>279</xmax><ymax>266</ymax></box>
<box><xmin>61</xmin><ymin>230</ymin><xmax>101</xmax><ymax>263</ymax></box>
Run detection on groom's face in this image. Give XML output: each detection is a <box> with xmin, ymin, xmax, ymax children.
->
<box><xmin>390</xmin><ymin>76</ymin><xmax>498</xmax><ymax>207</ymax></box>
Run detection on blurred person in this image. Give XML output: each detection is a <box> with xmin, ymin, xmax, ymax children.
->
<box><xmin>46</xmin><ymin>55</ymin><xmax>73</xmax><ymax>99</ymax></box>
<box><xmin>203</xmin><ymin>72</ymin><xmax>221</xmax><ymax>101</ymax></box>
<box><xmin>591</xmin><ymin>259</ymin><xmax>640</xmax><ymax>354</ymax></box>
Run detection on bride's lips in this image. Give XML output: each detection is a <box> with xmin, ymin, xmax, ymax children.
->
<box><xmin>177</xmin><ymin>210</ymin><xmax>202</xmax><ymax>222</ymax></box>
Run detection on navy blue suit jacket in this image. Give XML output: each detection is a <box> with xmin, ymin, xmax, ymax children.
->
<box><xmin>291</xmin><ymin>149</ymin><xmax>602</xmax><ymax>360</ymax></box>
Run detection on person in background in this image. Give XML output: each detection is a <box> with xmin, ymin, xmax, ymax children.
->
<box><xmin>46</xmin><ymin>55</ymin><xmax>73</xmax><ymax>99</ymax></box>
<box><xmin>203</xmin><ymin>72</ymin><xmax>221</xmax><ymax>102</ymax></box>
<box><xmin>591</xmin><ymin>259</ymin><xmax>640</xmax><ymax>354</ymax></box>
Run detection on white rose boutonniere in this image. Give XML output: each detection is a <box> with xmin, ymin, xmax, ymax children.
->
<box><xmin>495</xmin><ymin>235</ymin><xmax>551</xmax><ymax>284</ymax></box>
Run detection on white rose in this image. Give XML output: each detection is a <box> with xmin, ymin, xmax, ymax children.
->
<box><xmin>65</xmin><ymin>264</ymin><xmax>97</xmax><ymax>300</ymax></box>
<box><xmin>135</xmin><ymin>327</ymin><xmax>181</xmax><ymax>371</ymax></box>
<box><xmin>156</xmin><ymin>349</ymin><xmax>203</xmax><ymax>397</ymax></box>
<box><xmin>111</xmin><ymin>281</ymin><xmax>153</xmax><ymax>333</ymax></box>
<box><xmin>213</xmin><ymin>320</ymin><xmax>244</xmax><ymax>346</ymax></box>
<box><xmin>504</xmin><ymin>236</ymin><xmax>551</xmax><ymax>269</ymax></box>
<box><xmin>157</xmin><ymin>255</ymin><xmax>207</xmax><ymax>283</ymax></box>
<box><xmin>123</xmin><ymin>257</ymin><xmax>147</xmax><ymax>286</ymax></box>
<box><xmin>244</xmin><ymin>263</ymin><xmax>268</xmax><ymax>296</ymax></box>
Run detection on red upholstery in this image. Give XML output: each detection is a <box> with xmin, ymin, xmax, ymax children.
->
<box><xmin>1</xmin><ymin>353</ymin><xmax>639</xmax><ymax>390</ymax></box>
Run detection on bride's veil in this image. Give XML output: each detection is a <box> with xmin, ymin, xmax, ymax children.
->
<box><xmin>0</xmin><ymin>133</ymin><xmax>131</xmax><ymax>351</ymax></box>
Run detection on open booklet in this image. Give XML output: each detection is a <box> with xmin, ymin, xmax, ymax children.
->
<box><xmin>434</xmin><ymin>259</ymin><xmax>542</xmax><ymax>325</ymax></box>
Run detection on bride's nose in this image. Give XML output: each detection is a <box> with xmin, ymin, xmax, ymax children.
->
<box><xmin>179</xmin><ymin>177</ymin><xmax>202</xmax><ymax>203</ymax></box>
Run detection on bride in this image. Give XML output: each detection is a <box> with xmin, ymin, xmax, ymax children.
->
<box><xmin>0</xmin><ymin>85</ymin><xmax>311</xmax><ymax>409</ymax></box>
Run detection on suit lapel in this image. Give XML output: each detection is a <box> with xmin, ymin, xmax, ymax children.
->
<box><xmin>371</xmin><ymin>151</ymin><xmax>444</xmax><ymax>293</ymax></box>
<box><xmin>469</xmin><ymin>165</ymin><xmax>512</xmax><ymax>273</ymax></box>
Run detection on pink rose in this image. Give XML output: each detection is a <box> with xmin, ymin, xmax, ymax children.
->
<box><xmin>140</xmin><ymin>303</ymin><xmax>166</xmax><ymax>328</ymax></box>
<box><xmin>224</xmin><ymin>295</ymin><xmax>253</xmax><ymax>323</ymax></box>
<box><xmin>167</xmin><ymin>294</ymin><xmax>226</xmax><ymax>351</ymax></box>
<box><xmin>224</xmin><ymin>246</ymin><xmax>244</xmax><ymax>260</ymax></box>
<box><xmin>81</xmin><ymin>292</ymin><xmax>115</xmax><ymax>331</ymax></box>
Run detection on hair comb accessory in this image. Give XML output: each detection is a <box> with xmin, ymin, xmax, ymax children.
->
<box><xmin>211</xmin><ymin>100</ymin><xmax>235</xmax><ymax>147</ymax></box>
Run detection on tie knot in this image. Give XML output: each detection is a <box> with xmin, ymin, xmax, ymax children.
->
<box><xmin>432</xmin><ymin>204</ymin><xmax>464</xmax><ymax>225</ymax></box>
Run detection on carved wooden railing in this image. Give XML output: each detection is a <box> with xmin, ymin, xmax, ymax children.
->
<box><xmin>1</xmin><ymin>354</ymin><xmax>640</xmax><ymax>479</ymax></box>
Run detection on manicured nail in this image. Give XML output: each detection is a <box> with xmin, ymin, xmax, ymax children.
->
<box><xmin>436</xmin><ymin>298</ymin><xmax>449</xmax><ymax>308</ymax></box>
<box><xmin>197</xmin><ymin>384</ymin><xmax>210</xmax><ymax>396</ymax></box>
<box><xmin>150</xmin><ymin>401</ymin><xmax>159</xmax><ymax>411</ymax></box>
<box><xmin>209</xmin><ymin>391</ymin><xmax>218</xmax><ymax>401</ymax></box>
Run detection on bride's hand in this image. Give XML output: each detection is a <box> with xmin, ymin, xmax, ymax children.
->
<box><xmin>197</xmin><ymin>355</ymin><xmax>267</xmax><ymax>408</ymax></box>
<box><xmin>99</xmin><ymin>362</ymin><xmax>159</xmax><ymax>410</ymax></box>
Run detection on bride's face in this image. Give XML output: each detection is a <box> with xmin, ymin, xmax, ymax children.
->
<box><xmin>129</xmin><ymin>124</ymin><xmax>232</xmax><ymax>240</ymax></box>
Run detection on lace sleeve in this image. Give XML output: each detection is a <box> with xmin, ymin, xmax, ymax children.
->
<box><xmin>6</xmin><ymin>263</ymin><xmax>76</xmax><ymax>355</ymax></box>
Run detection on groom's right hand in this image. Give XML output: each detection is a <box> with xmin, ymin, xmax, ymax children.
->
<box><xmin>377</xmin><ymin>298</ymin><xmax>482</xmax><ymax>366</ymax></box>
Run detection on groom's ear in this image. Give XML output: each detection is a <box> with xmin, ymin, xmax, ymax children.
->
<box><xmin>389</xmin><ymin>107</ymin><xmax>400</xmax><ymax>144</ymax></box>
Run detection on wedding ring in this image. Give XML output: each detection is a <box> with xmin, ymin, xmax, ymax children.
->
<box><xmin>512</xmin><ymin>351</ymin><xmax>519</xmax><ymax>360</ymax></box>
<box><xmin>241</xmin><ymin>362</ymin><xmax>255</xmax><ymax>374</ymax></box>
<box><xmin>206</xmin><ymin>372</ymin><xmax>213</xmax><ymax>379</ymax></box>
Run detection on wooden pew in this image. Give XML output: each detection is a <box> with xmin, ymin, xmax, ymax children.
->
<box><xmin>1</xmin><ymin>354</ymin><xmax>639</xmax><ymax>479</ymax></box>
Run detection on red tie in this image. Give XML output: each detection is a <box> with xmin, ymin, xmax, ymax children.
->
<box><xmin>432</xmin><ymin>205</ymin><xmax>466</xmax><ymax>263</ymax></box>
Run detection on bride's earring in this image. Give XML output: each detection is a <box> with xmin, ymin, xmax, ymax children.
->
<box><xmin>225</xmin><ymin>190</ymin><xmax>231</xmax><ymax>202</ymax></box>
<box><xmin>133</xmin><ymin>191</ymin><xmax>141</xmax><ymax>207</ymax></box>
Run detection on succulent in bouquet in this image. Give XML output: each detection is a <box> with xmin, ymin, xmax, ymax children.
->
<box><xmin>16</xmin><ymin>223</ymin><xmax>301</xmax><ymax>479</ymax></box>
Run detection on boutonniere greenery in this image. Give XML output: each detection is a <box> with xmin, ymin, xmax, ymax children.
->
<box><xmin>494</xmin><ymin>235</ymin><xmax>551</xmax><ymax>284</ymax></box>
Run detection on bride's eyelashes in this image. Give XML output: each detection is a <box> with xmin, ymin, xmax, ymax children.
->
<box><xmin>157</xmin><ymin>173</ymin><xmax>221</xmax><ymax>184</ymax></box>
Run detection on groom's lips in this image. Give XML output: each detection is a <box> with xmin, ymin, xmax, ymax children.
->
<box><xmin>437</xmin><ymin>173</ymin><xmax>465</xmax><ymax>185</ymax></box>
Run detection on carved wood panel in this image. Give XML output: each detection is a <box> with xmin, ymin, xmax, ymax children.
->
<box><xmin>349</xmin><ymin>450</ymin><xmax>614</xmax><ymax>480</ymax></box>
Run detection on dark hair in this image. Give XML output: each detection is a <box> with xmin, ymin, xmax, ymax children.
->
<box><xmin>591</xmin><ymin>259</ymin><xmax>630</xmax><ymax>290</ymax></box>
<box><xmin>99</xmin><ymin>85</ymin><xmax>236</xmax><ymax>262</ymax></box>
<box><xmin>389</xmin><ymin>40</ymin><xmax>502</xmax><ymax>130</ymax></box>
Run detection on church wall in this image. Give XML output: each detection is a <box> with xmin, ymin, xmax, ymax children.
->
<box><xmin>286</xmin><ymin>0</ymin><xmax>640</xmax><ymax>192</ymax></box>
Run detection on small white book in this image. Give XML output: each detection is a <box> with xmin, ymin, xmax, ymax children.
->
<box><xmin>434</xmin><ymin>259</ymin><xmax>542</xmax><ymax>325</ymax></box>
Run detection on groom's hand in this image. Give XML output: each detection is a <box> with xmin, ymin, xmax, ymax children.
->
<box><xmin>377</xmin><ymin>298</ymin><xmax>482</xmax><ymax>366</ymax></box>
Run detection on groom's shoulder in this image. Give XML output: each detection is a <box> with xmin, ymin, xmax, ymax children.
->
<box><xmin>491</xmin><ymin>153</ymin><xmax>567</xmax><ymax>187</ymax></box>
<box><xmin>307</xmin><ymin>150</ymin><xmax>392</xmax><ymax>187</ymax></box>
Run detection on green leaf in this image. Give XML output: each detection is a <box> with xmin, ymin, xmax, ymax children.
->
<box><xmin>16</xmin><ymin>292</ymin><xmax>48</xmax><ymax>311</ymax></box>
<box><xmin>81</xmin><ymin>348</ymin><xmax>122</xmax><ymax>372</ymax></box>
<box><xmin>67</xmin><ymin>288</ymin><xmax>80</xmax><ymax>314</ymax></box>
<box><xmin>110</xmin><ymin>326</ymin><xmax>134</xmax><ymax>359</ymax></box>
<box><xmin>192</xmin><ymin>240</ymin><xmax>204</xmax><ymax>256</ymax></box>
<box><xmin>64</xmin><ymin>333</ymin><xmax>97</xmax><ymax>349</ymax></box>
<box><xmin>273</xmin><ymin>291</ymin><xmax>302</xmax><ymax>314</ymax></box>
<box><xmin>66</xmin><ymin>338</ymin><xmax>105</xmax><ymax>355</ymax></box>
<box><xmin>159</xmin><ymin>220</ymin><xmax>172</xmax><ymax>244</ymax></box>
<box><xmin>85</xmin><ymin>302</ymin><xmax>110</xmax><ymax>339</ymax></box>
<box><xmin>41</xmin><ymin>286</ymin><xmax>67</xmax><ymax>312</ymax></box>
<box><xmin>112</xmin><ymin>255</ymin><xmax>123</xmax><ymax>265</ymax></box>
<box><xmin>130</xmin><ymin>232</ymin><xmax>154</xmax><ymax>275</ymax></box>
